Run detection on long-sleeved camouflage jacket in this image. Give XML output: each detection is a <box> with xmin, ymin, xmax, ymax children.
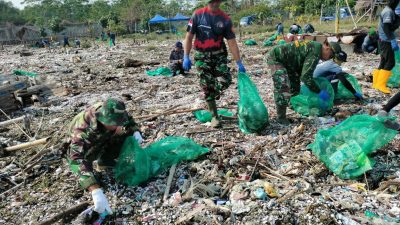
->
<box><xmin>269</xmin><ymin>40</ymin><xmax>322</xmax><ymax>93</ymax></box>
<box><xmin>66</xmin><ymin>102</ymin><xmax>139</xmax><ymax>189</ymax></box>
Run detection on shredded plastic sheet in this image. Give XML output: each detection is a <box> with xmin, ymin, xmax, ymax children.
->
<box><xmin>193</xmin><ymin>109</ymin><xmax>234</xmax><ymax>123</ymax></box>
<box><xmin>115</xmin><ymin>136</ymin><xmax>209</xmax><ymax>186</ymax></box>
<box><xmin>238</xmin><ymin>72</ymin><xmax>269</xmax><ymax>134</ymax></box>
<box><xmin>309</xmin><ymin>115</ymin><xmax>398</xmax><ymax>179</ymax></box>
<box><xmin>146</xmin><ymin>67</ymin><xmax>173</xmax><ymax>77</ymax></box>
<box><xmin>13</xmin><ymin>70</ymin><xmax>37</xmax><ymax>78</ymax></box>
<box><xmin>335</xmin><ymin>74</ymin><xmax>362</xmax><ymax>99</ymax></box>
<box><xmin>290</xmin><ymin>77</ymin><xmax>334</xmax><ymax>116</ymax></box>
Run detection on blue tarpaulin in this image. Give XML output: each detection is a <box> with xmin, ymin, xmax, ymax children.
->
<box><xmin>149</xmin><ymin>14</ymin><xmax>169</xmax><ymax>24</ymax></box>
<box><xmin>170</xmin><ymin>13</ymin><xmax>190</xmax><ymax>21</ymax></box>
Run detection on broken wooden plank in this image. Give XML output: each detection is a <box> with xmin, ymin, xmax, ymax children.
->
<box><xmin>5</xmin><ymin>137</ymin><xmax>49</xmax><ymax>152</ymax></box>
<box><xmin>0</xmin><ymin>115</ymin><xmax>30</xmax><ymax>128</ymax></box>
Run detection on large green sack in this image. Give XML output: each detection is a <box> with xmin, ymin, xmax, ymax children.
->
<box><xmin>335</xmin><ymin>74</ymin><xmax>363</xmax><ymax>99</ymax></box>
<box><xmin>277</xmin><ymin>40</ymin><xmax>286</xmax><ymax>45</ymax></box>
<box><xmin>193</xmin><ymin>109</ymin><xmax>234</xmax><ymax>123</ymax></box>
<box><xmin>115</xmin><ymin>136</ymin><xmax>209</xmax><ymax>186</ymax></box>
<box><xmin>309</xmin><ymin>115</ymin><xmax>397</xmax><ymax>179</ymax></box>
<box><xmin>238</xmin><ymin>72</ymin><xmax>269</xmax><ymax>134</ymax></box>
<box><xmin>244</xmin><ymin>39</ymin><xmax>257</xmax><ymax>45</ymax></box>
<box><xmin>290</xmin><ymin>77</ymin><xmax>334</xmax><ymax>116</ymax></box>
<box><xmin>146</xmin><ymin>67</ymin><xmax>173</xmax><ymax>77</ymax></box>
<box><xmin>263</xmin><ymin>40</ymin><xmax>273</xmax><ymax>46</ymax></box>
<box><xmin>268</xmin><ymin>33</ymin><xmax>278</xmax><ymax>41</ymax></box>
<box><xmin>388</xmin><ymin>51</ymin><xmax>400</xmax><ymax>88</ymax></box>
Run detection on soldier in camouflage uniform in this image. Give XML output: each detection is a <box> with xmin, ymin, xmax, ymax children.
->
<box><xmin>183</xmin><ymin>0</ymin><xmax>246</xmax><ymax>127</ymax></box>
<box><xmin>66</xmin><ymin>98</ymin><xmax>143</xmax><ymax>214</ymax></box>
<box><xmin>267</xmin><ymin>40</ymin><xmax>341</xmax><ymax>124</ymax></box>
<box><xmin>169</xmin><ymin>41</ymin><xmax>185</xmax><ymax>76</ymax></box>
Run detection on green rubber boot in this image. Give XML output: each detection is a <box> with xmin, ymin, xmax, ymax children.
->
<box><xmin>277</xmin><ymin>105</ymin><xmax>290</xmax><ymax>125</ymax></box>
<box><xmin>207</xmin><ymin>100</ymin><xmax>221</xmax><ymax>128</ymax></box>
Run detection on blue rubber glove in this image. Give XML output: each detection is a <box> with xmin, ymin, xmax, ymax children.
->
<box><xmin>319</xmin><ymin>90</ymin><xmax>330</xmax><ymax>102</ymax></box>
<box><xmin>354</xmin><ymin>92</ymin><xmax>363</xmax><ymax>100</ymax></box>
<box><xmin>391</xmin><ymin>39</ymin><xmax>399</xmax><ymax>51</ymax></box>
<box><xmin>183</xmin><ymin>54</ymin><xmax>192</xmax><ymax>71</ymax></box>
<box><xmin>236</xmin><ymin>60</ymin><xmax>246</xmax><ymax>73</ymax></box>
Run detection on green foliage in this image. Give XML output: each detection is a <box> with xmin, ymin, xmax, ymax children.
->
<box><xmin>49</xmin><ymin>17</ymin><xmax>64</xmax><ymax>34</ymax></box>
<box><xmin>232</xmin><ymin>4</ymin><xmax>272</xmax><ymax>25</ymax></box>
<box><xmin>0</xmin><ymin>0</ymin><xmax>25</xmax><ymax>25</ymax></box>
<box><xmin>107</xmin><ymin>19</ymin><xmax>126</xmax><ymax>34</ymax></box>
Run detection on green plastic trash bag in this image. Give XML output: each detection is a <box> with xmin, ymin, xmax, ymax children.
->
<box><xmin>277</xmin><ymin>40</ymin><xmax>286</xmax><ymax>45</ymax></box>
<box><xmin>244</xmin><ymin>39</ymin><xmax>257</xmax><ymax>45</ymax></box>
<box><xmin>115</xmin><ymin>136</ymin><xmax>209</xmax><ymax>186</ymax></box>
<box><xmin>263</xmin><ymin>40</ymin><xmax>273</xmax><ymax>47</ymax></box>
<box><xmin>309</xmin><ymin>115</ymin><xmax>398</xmax><ymax>179</ymax></box>
<box><xmin>146</xmin><ymin>67</ymin><xmax>173</xmax><ymax>77</ymax></box>
<box><xmin>268</xmin><ymin>33</ymin><xmax>278</xmax><ymax>41</ymax></box>
<box><xmin>13</xmin><ymin>70</ymin><xmax>37</xmax><ymax>78</ymax></box>
<box><xmin>114</xmin><ymin>137</ymin><xmax>151</xmax><ymax>186</ymax></box>
<box><xmin>388</xmin><ymin>51</ymin><xmax>400</xmax><ymax>88</ymax></box>
<box><xmin>335</xmin><ymin>74</ymin><xmax>362</xmax><ymax>99</ymax></box>
<box><xmin>145</xmin><ymin>136</ymin><xmax>209</xmax><ymax>175</ymax></box>
<box><xmin>238</xmin><ymin>72</ymin><xmax>269</xmax><ymax>134</ymax></box>
<box><xmin>193</xmin><ymin>109</ymin><xmax>234</xmax><ymax>123</ymax></box>
<box><xmin>290</xmin><ymin>77</ymin><xmax>334</xmax><ymax>116</ymax></box>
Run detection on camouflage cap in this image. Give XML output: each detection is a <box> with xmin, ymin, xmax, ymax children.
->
<box><xmin>329</xmin><ymin>42</ymin><xmax>347</xmax><ymax>62</ymax></box>
<box><xmin>95</xmin><ymin>98</ymin><xmax>129</xmax><ymax>126</ymax></box>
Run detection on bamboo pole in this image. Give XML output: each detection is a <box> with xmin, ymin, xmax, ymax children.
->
<box><xmin>5</xmin><ymin>137</ymin><xmax>49</xmax><ymax>152</ymax></box>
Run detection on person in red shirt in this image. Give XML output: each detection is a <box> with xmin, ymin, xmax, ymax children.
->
<box><xmin>183</xmin><ymin>0</ymin><xmax>246</xmax><ymax>128</ymax></box>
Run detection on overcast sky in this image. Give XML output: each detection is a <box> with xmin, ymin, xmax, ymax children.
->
<box><xmin>9</xmin><ymin>0</ymin><xmax>24</xmax><ymax>9</ymax></box>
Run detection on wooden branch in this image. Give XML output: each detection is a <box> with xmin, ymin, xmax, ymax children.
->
<box><xmin>5</xmin><ymin>137</ymin><xmax>49</xmax><ymax>152</ymax></box>
<box><xmin>163</xmin><ymin>164</ymin><xmax>177</xmax><ymax>202</ymax></box>
<box><xmin>0</xmin><ymin>182</ymin><xmax>24</xmax><ymax>199</ymax></box>
<box><xmin>0</xmin><ymin>115</ymin><xmax>28</xmax><ymax>127</ymax></box>
<box><xmin>186</xmin><ymin>127</ymin><xmax>236</xmax><ymax>135</ymax></box>
<box><xmin>36</xmin><ymin>201</ymin><xmax>90</xmax><ymax>225</ymax></box>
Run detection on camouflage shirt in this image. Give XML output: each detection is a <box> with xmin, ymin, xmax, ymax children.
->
<box><xmin>269</xmin><ymin>40</ymin><xmax>322</xmax><ymax>93</ymax></box>
<box><xmin>67</xmin><ymin>102</ymin><xmax>139</xmax><ymax>189</ymax></box>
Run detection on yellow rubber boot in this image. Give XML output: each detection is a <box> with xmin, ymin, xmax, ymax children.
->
<box><xmin>376</xmin><ymin>69</ymin><xmax>392</xmax><ymax>94</ymax></box>
<box><xmin>372</xmin><ymin>69</ymin><xmax>380</xmax><ymax>89</ymax></box>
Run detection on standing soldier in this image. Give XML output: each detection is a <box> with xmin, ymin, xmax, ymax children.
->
<box><xmin>183</xmin><ymin>0</ymin><xmax>246</xmax><ymax>128</ymax></box>
<box><xmin>266</xmin><ymin>40</ymin><xmax>342</xmax><ymax>124</ymax></box>
<box><xmin>372</xmin><ymin>0</ymin><xmax>400</xmax><ymax>94</ymax></box>
<box><xmin>65</xmin><ymin>98</ymin><xmax>143</xmax><ymax>215</ymax></box>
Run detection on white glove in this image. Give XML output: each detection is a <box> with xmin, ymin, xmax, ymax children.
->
<box><xmin>91</xmin><ymin>188</ymin><xmax>112</xmax><ymax>214</ymax></box>
<box><xmin>133</xmin><ymin>131</ymin><xmax>143</xmax><ymax>144</ymax></box>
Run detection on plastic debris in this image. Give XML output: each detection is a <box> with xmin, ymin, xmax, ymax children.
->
<box><xmin>309</xmin><ymin>115</ymin><xmax>398</xmax><ymax>179</ymax></box>
<box><xmin>193</xmin><ymin>109</ymin><xmax>234</xmax><ymax>123</ymax></box>
<box><xmin>237</xmin><ymin>72</ymin><xmax>269</xmax><ymax>134</ymax></box>
<box><xmin>146</xmin><ymin>67</ymin><xmax>173</xmax><ymax>77</ymax></box>
<box><xmin>13</xmin><ymin>70</ymin><xmax>37</xmax><ymax>77</ymax></box>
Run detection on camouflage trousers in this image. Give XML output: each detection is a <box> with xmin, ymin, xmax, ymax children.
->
<box><xmin>194</xmin><ymin>51</ymin><xmax>232</xmax><ymax>101</ymax></box>
<box><xmin>169</xmin><ymin>62</ymin><xmax>184</xmax><ymax>75</ymax></box>
<box><xmin>266</xmin><ymin>55</ymin><xmax>300</xmax><ymax>107</ymax></box>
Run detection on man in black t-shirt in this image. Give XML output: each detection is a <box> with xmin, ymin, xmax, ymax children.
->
<box><xmin>183</xmin><ymin>0</ymin><xmax>246</xmax><ymax>128</ymax></box>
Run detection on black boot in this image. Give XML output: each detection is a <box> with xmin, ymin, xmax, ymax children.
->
<box><xmin>277</xmin><ymin>105</ymin><xmax>290</xmax><ymax>125</ymax></box>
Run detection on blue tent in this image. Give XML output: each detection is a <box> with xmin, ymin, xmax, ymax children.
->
<box><xmin>170</xmin><ymin>13</ymin><xmax>190</xmax><ymax>21</ymax></box>
<box><xmin>149</xmin><ymin>14</ymin><xmax>169</xmax><ymax>24</ymax></box>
